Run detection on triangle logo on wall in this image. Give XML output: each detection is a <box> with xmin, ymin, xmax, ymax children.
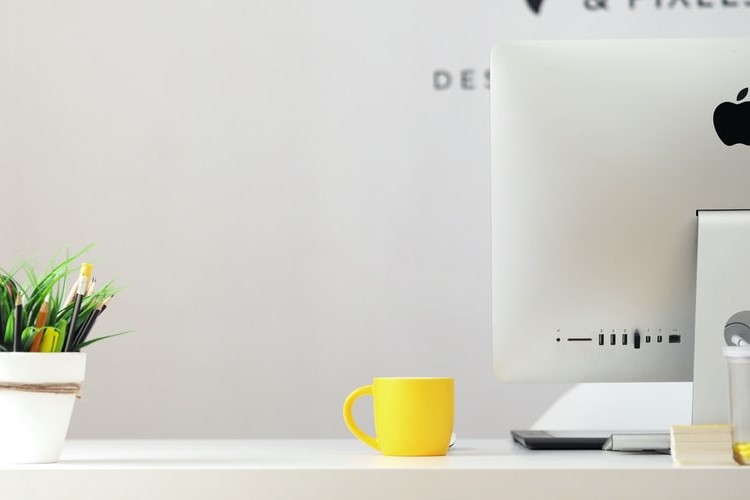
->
<box><xmin>527</xmin><ymin>0</ymin><xmax>544</xmax><ymax>14</ymax></box>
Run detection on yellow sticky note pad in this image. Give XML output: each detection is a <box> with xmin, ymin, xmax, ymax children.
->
<box><xmin>39</xmin><ymin>328</ymin><xmax>59</xmax><ymax>353</ymax></box>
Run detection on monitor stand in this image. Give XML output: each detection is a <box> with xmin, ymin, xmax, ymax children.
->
<box><xmin>692</xmin><ymin>209</ymin><xmax>750</xmax><ymax>424</ymax></box>
<box><xmin>513</xmin><ymin>210</ymin><xmax>750</xmax><ymax>450</ymax></box>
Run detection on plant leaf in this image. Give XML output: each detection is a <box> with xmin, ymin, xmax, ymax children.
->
<box><xmin>75</xmin><ymin>330</ymin><xmax>131</xmax><ymax>350</ymax></box>
<box><xmin>4</xmin><ymin>313</ymin><xmax>13</xmax><ymax>346</ymax></box>
<box><xmin>738</xmin><ymin>88</ymin><xmax>748</xmax><ymax>101</ymax></box>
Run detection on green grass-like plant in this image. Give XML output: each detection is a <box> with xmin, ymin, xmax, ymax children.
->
<box><xmin>0</xmin><ymin>246</ymin><xmax>124</xmax><ymax>353</ymax></box>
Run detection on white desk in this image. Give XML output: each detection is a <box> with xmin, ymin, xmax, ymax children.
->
<box><xmin>1</xmin><ymin>439</ymin><xmax>748</xmax><ymax>499</ymax></box>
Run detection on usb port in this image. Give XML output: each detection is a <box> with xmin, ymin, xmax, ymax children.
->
<box><xmin>645</xmin><ymin>335</ymin><xmax>651</xmax><ymax>343</ymax></box>
<box><xmin>610</xmin><ymin>334</ymin><xmax>616</xmax><ymax>345</ymax></box>
<box><xmin>622</xmin><ymin>334</ymin><xmax>628</xmax><ymax>346</ymax></box>
<box><xmin>669</xmin><ymin>334</ymin><xmax>681</xmax><ymax>344</ymax></box>
<box><xmin>598</xmin><ymin>334</ymin><xmax>604</xmax><ymax>346</ymax></box>
<box><xmin>634</xmin><ymin>331</ymin><xmax>641</xmax><ymax>349</ymax></box>
<box><xmin>657</xmin><ymin>335</ymin><xmax>663</xmax><ymax>343</ymax></box>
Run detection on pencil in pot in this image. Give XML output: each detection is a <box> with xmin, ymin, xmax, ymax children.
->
<box><xmin>29</xmin><ymin>295</ymin><xmax>49</xmax><ymax>352</ymax></box>
<box><xmin>73</xmin><ymin>296</ymin><xmax>112</xmax><ymax>349</ymax></box>
<box><xmin>63</xmin><ymin>263</ymin><xmax>92</xmax><ymax>352</ymax></box>
<box><xmin>12</xmin><ymin>292</ymin><xmax>22</xmax><ymax>352</ymax></box>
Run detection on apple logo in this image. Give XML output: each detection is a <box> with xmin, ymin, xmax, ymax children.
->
<box><xmin>713</xmin><ymin>87</ymin><xmax>750</xmax><ymax>146</ymax></box>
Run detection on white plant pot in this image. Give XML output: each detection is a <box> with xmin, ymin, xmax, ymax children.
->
<box><xmin>0</xmin><ymin>352</ymin><xmax>86</xmax><ymax>463</ymax></box>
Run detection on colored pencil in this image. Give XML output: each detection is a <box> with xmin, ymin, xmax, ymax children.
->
<box><xmin>63</xmin><ymin>277</ymin><xmax>80</xmax><ymax>307</ymax></box>
<box><xmin>74</xmin><ymin>295</ymin><xmax>112</xmax><ymax>347</ymax></box>
<box><xmin>30</xmin><ymin>295</ymin><xmax>49</xmax><ymax>352</ymax></box>
<box><xmin>64</xmin><ymin>263</ymin><xmax>92</xmax><ymax>352</ymax></box>
<box><xmin>86</xmin><ymin>277</ymin><xmax>97</xmax><ymax>296</ymax></box>
<box><xmin>12</xmin><ymin>292</ymin><xmax>22</xmax><ymax>352</ymax></box>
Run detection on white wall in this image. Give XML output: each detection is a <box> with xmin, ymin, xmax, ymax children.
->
<box><xmin>0</xmin><ymin>1</ymin><xmax>749</xmax><ymax>438</ymax></box>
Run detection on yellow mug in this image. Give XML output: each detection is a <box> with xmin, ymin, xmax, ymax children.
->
<box><xmin>342</xmin><ymin>377</ymin><xmax>454</xmax><ymax>456</ymax></box>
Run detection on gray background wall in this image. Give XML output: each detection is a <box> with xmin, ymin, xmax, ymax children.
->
<box><xmin>0</xmin><ymin>1</ymin><xmax>749</xmax><ymax>438</ymax></box>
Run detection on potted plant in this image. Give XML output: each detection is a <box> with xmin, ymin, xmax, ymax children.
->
<box><xmin>0</xmin><ymin>248</ymin><xmax>121</xmax><ymax>463</ymax></box>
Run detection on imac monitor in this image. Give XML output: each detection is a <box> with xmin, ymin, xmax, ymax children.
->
<box><xmin>491</xmin><ymin>39</ymin><xmax>750</xmax><ymax>384</ymax></box>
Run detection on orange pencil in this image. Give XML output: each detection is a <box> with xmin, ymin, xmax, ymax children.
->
<box><xmin>30</xmin><ymin>295</ymin><xmax>49</xmax><ymax>352</ymax></box>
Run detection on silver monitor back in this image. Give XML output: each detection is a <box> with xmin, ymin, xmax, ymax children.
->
<box><xmin>491</xmin><ymin>39</ymin><xmax>750</xmax><ymax>383</ymax></box>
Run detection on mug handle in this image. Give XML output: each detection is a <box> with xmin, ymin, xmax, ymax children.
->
<box><xmin>342</xmin><ymin>385</ymin><xmax>379</xmax><ymax>450</ymax></box>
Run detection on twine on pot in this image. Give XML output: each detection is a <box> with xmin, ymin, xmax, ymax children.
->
<box><xmin>0</xmin><ymin>382</ymin><xmax>82</xmax><ymax>398</ymax></box>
